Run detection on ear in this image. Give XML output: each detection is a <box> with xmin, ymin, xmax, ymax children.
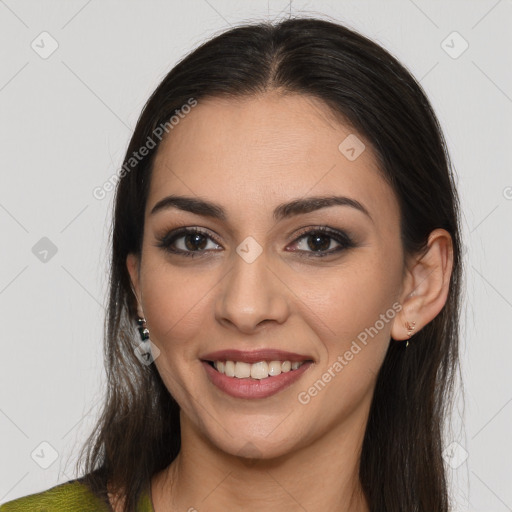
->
<box><xmin>391</xmin><ymin>228</ymin><xmax>454</xmax><ymax>341</ymax></box>
<box><xmin>126</xmin><ymin>253</ymin><xmax>145</xmax><ymax>319</ymax></box>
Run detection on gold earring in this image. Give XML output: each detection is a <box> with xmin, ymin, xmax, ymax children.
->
<box><xmin>405</xmin><ymin>320</ymin><xmax>416</xmax><ymax>348</ymax></box>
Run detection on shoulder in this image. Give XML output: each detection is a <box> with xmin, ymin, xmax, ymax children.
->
<box><xmin>0</xmin><ymin>478</ymin><xmax>110</xmax><ymax>511</ymax></box>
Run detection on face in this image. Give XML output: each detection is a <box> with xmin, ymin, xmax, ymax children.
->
<box><xmin>127</xmin><ymin>92</ymin><xmax>406</xmax><ymax>459</ymax></box>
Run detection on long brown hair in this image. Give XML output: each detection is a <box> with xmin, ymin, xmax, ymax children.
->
<box><xmin>75</xmin><ymin>17</ymin><xmax>463</xmax><ymax>511</ymax></box>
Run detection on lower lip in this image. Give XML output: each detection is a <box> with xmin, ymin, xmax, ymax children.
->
<box><xmin>202</xmin><ymin>361</ymin><xmax>313</xmax><ymax>399</ymax></box>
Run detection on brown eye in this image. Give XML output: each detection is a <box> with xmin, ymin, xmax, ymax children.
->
<box><xmin>156</xmin><ymin>228</ymin><xmax>222</xmax><ymax>257</ymax></box>
<box><xmin>181</xmin><ymin>232</ymin><xmax>208</xmax><ymax>251</ymax></box>
<box><xmin>289</xmin><ymin>227</ymin><xmax>355</xmax><ymax>257</ymax></box>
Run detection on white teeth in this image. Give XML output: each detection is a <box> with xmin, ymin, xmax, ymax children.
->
<box><xmin>281</xmin><ymin>361</ymin><xmax>291</xmax><ymax>372</ymax></box>
<box><xmin>225</xmin><ymin>360</ymin><xmax>235</xmax><ymax>377</ymax></box>
<box><xmin>234</xmin><ymin>361</ymin><xmax>251</xmax><ymax>378</ymax></box>
<box><xmin>212</xmin><ymin>359</ymin><xmax>306</xmax><ymax>379</ymax></box>
<box><xmin>268</xmin><ymin>361</ymin><xmax>282</xmax><ymax>376</ymax></box>
<box><xmin>250</xmin><ymin>361</ymin><xmax>269</xmax><ymax>379</ymax></box>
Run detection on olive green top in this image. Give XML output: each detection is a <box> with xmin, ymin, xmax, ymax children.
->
<box><xmin>0</xmin><ymin>478</ymin><xmax>155</xmax><ymax>512</ymax></box>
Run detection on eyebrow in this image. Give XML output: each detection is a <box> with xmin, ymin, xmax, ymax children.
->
<box><xmin>150</xmin><ymin>194</ymin><xmax>373</xmax><ymax>223</ymax></box>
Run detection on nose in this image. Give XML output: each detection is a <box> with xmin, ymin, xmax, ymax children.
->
<box><xmin>215</xmin><ymin>248</ymin><xmax>290</xmax><ymax>334</ymax></box>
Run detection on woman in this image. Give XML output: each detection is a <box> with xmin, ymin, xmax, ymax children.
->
<box><xmin>1</xmin><ymin>16</ymin><xmax>462</xmax><ymax>512</ymax></box>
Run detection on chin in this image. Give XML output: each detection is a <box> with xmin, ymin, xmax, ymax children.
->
<box><xmin>201</xmin><ymin>420</ymin><xmax>305</xmax><ymax>462</ymax></box>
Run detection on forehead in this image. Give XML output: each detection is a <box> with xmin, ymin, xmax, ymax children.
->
<box><xmin>149</xmin><ymin>92</ymin><xmax>399</xmax><ymax>229</ymax></box>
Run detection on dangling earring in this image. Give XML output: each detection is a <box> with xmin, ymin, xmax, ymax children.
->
<box><xmin>135</xmin><ymin>317</ymin><xmax>157</xmax><ymax>365</ymax></box>
<box><xmin>137</xmin><ymin>317</ymin><xmax>150</xmax><ymax>341</ymax></box>
<box><xmin>405</xmin><ymin>320</ymin><xmax>416</xmax><ymax>348</ymax></box>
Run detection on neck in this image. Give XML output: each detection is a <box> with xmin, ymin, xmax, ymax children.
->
<box><xmin>152</xmin><ymin>406</ymin><xmax>371</xmax><ymax>512</ymax></box>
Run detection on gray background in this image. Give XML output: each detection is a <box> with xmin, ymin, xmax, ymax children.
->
<box><xmin>1</xmin><ymin>1</ymin><xmax>511</xmax><ymax>510</ymax></box>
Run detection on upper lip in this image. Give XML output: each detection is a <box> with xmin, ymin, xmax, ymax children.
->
<box><xmin>200</xmin><ymin>349</ymin><xmax>313</xmax><ymax>364</ymax></box>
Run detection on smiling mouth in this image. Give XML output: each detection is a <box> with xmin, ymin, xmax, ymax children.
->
<box><xmin>205</xmin><ymin>359</ymin><xmax>313</xmax><ymax>380</ymax></box>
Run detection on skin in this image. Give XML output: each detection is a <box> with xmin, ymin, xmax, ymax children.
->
<box><xmin>124</xmin><ymin>91</ymin><xmax>454</xmax><ymax>512</ymax></box>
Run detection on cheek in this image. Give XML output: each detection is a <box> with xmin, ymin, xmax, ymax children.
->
<box><xmin>138</xmin><ymin>259</ymin><xmax>212</xmax><ymax>410</ymax></box>
<box><xmin>295</xmin><ymin>254</ymin><xmax>402</xmax><ymax>425</ymax></box>
<box><xmin>305</xmin><ymin>253</ymin><xmax>401</xmax><ymax>340</ymax></box>
<box><xmin>139</xmin><ymin>259</ymin><xmax>213</xmax><ymax>360</ymax></box>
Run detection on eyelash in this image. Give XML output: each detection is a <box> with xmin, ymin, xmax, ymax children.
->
<box><xmin>155</xmin><ymin>226</ymin><xmax>355</xmax><ymax>259</ymax></box>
